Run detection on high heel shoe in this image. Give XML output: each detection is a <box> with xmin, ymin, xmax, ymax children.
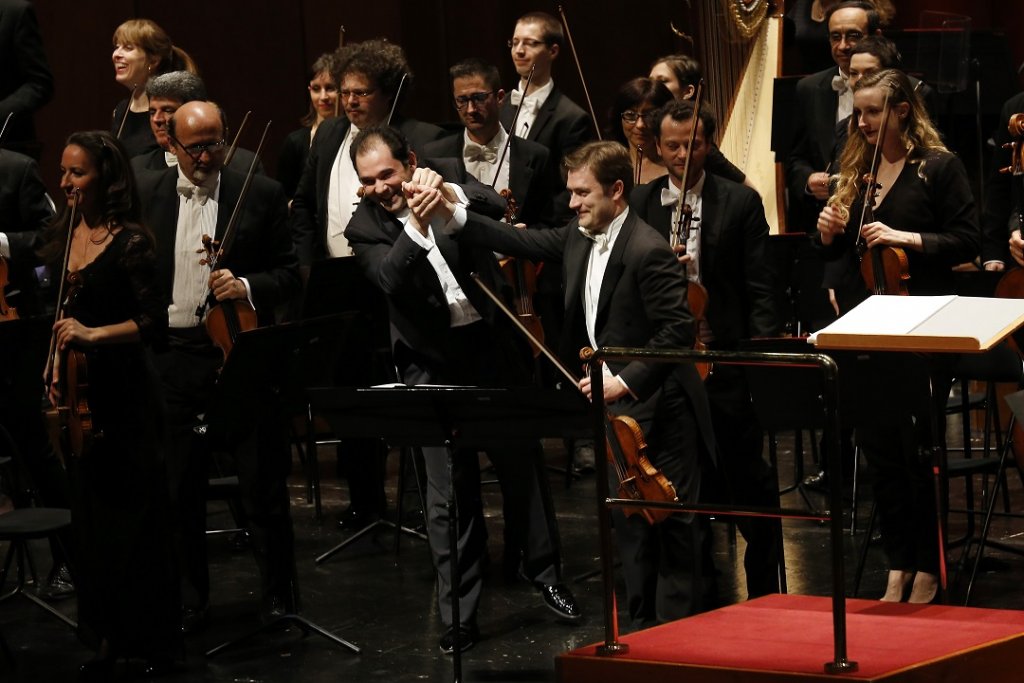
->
<box><xmin>880</xmin><ymin>570</ymin><xmax>914</xmax><ymax>602</ymax></box>
<box><xmin>907</xmin><ymin>571</ymin><xmax>939</xmax><ymax>604</ymax></box>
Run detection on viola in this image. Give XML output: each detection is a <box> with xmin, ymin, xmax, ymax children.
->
<box><xmin>473</xmin><ymin>273</ymin><xmax>679</xmax><ymax>525</ymax></box>
<box><xmin>854</xmin><ymin>93</ymin><xmax>910</xmax><ymax>296</ymax></box>
<box><xmin>197</xmin><ymin>121</ymin><xmax>271</xmax><ymax>361</ymax></box>
<box><xmin>497</xmin><ymin>191</ymin><xmax>544</xmax><ymax>357</ymax></box>
<box><xmin>0</xmin><ymin>256</ymin><xmax>17</xmax><ymax>321</ymax></box>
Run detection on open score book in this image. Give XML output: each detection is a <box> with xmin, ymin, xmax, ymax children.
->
<box><xmin>809</xmin><ymin>295</ymin><xmax>1024</xmax><ymax>353</ymax></box>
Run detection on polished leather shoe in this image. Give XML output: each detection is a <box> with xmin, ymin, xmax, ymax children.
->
<box><xmin>439</xmin><ymin>624</ymin><xmax>478</xmax><ymax>655</ymax></box>
<box><xmin>540</xmin><ymin>583</ymin><xmax>582</xmax><ymax>621</ymax></box>
<box><xmin>181</xmin><ymin>605</ymin><xmax>209</xmax><ymax>634</ymax></box>
<box><xmin>39</xmin><ymin>563</ymin><xmax>75</xmax><ymax>600</ymax></box>
<box><xmin>803</xmin><ymin>470</ymin><xmax>828</xmax><ymax>491</ymax></box>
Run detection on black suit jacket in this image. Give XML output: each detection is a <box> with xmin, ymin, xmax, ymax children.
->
<box><xmin>0</xmin><ymin>148</ymin><xmax>51</xmax><ymax>314</ymax></box>
<box><xmin>290</xmin><ymin>115</ymin><xmax>445</xmax><ymax>265</ymax></box>
<box><xmin>135</xmin><ymin>167</ymin><xmax>300</xmax><ymax>324</ymax></box>
<box><xmin>630</xmin><ymin>175</ymin><xmax>780</xmax><ymax>346</ymax></box>
<box><xmin>131</xmin><ymin>146</ymin><xmax>266</xmax><ymax>178</ymax></box>
<box><xmin>499</xmin><ymin>86</ymin><xmax>591</xmax><ymax>164</ymax></box>
<box><xmin>0</xmin><ymin>0</ymin><xmax>52</xmax><ymax>156</ymax></box>
<box><xmin>420</xmin><ymin>132</ymin><xmax>570</xmax><ymax>227</ymax></box>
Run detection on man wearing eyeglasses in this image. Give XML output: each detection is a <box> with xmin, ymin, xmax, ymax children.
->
<box><xmin>129</xmin><ymin>71</ymin><xmax>264</xmax><ymax>177</ymax></box>
<box><xmin>499</xmin><ymin>12</ymin><xmax>591</xmax><ymax>182</ymax></box>
<box><xmin>136</xmin><ymin>100</ymin><xmax>300</xmax><ymax>632</ymax></box>
<box><xmin>292</xmin><ymin>39</ymin><xmax>444</xmax><ymax>266</ymax></box>
<box><xmin>785</xmin><ymin>1</ymin><xmax>880</xmax><ymax>231</ymax></box>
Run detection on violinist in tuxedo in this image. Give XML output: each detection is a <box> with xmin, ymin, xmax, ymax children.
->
<box><xmin>135</xmin><ymin>100</ymin><xmax>300</xmax><ymax>630</ymax></box>
<box><xmin>630</xmin><ymin>99</ymin><xmax>783</xmax><ymax>600</ymax></box>
<box><xmin>422</xmin><ymin>58</ymin><xmax>567</xmax><ymax>228</ymax></box>
<box><xmin>447</xmin><ymin>140</ymin><xmax>716</xmax><ymax>627</ymax></box>
<box><xmin>344</xmin><ymin>126</ymin><xmax>581</xmax><ymax>654</ymax></box>
<box><xmin>291</xmin><ymin>38</ymin><xmax>444</xmax><ymax>266</ymax></box>
<box><xmin>499</xmin><ymin>12</ymin><xmax>591</xmax><ymax>181</ymax></box>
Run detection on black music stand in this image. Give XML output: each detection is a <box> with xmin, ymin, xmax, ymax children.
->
<box><xmin>203</xmin><ymin>314</ymin><xmax>362</xmax><ymax>658</ymax></box>
<box><xmin>309</xmin><ymin>386</ymin><xmax>590</xmax><ymax>683</ymax></box>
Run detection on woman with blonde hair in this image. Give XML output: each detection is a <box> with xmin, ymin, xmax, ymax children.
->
<box><xmin>816</xmin><ymin>68</ymin><xmax>977</xmax><ymax>605</ymax></box>
<box><xmin>110</xmin><ymin>18</ymin><xmax>198</xmax><ymax>157</ymax></box>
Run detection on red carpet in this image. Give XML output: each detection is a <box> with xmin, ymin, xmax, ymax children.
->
<box><xmin>557</xmin><ymin>594</ymin><xmax>1024</xmax><ymax>682</ymax></box>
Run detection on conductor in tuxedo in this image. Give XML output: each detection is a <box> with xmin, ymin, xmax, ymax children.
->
<box><xmin>630</xmin><ymin>99</ymin><xmax>783</xmax><ymax>600</ymax></box>
<box><xmin>447</xmin><ymin>140</ymin><xmax>717</xmax><ymax>627</ymax></box>
<box><xmin>136</xmin><ymin>100</ymin><xmax>300</xmax><ymax>629</ymax></box>
<box><xmin>343</xmin><ymin>126</ymin><xmax>580</xmax><ymax>654</ymax></box>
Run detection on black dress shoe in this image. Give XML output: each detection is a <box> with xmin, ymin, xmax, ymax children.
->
<box><xmin>39</xmin><ymin>563</ymin><xmax>75</xmax><ymax>600</ymax></box>
<box><xmin>803</xmin><ymin>470</ymin><xmax>828</xmax><ymax>491</ymax></box>
<box><xmin>438</xmin><ymin>624</ymin><xmax>478</xmax><ymax>655</ymax></box>
<box><xmin>540</xmin><ymin>583</ymin><xmax>582</xmax><ymax>621</ymax></box>
<box><xmin>181</xmin><ymin>605</ymin><xmax>209</xmax><ymax>634</ymax></box>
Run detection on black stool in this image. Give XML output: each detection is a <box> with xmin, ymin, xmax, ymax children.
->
<box><xmin>0</xmin><ymin>507</ymin><xmax>76</xmax><ymax>629</ymax></box>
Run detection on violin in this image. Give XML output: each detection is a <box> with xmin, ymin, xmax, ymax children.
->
<box><xmin>497</xmin><ymin>191</ymin><xmax>544</xmax><ymax>357</ymax></box>
<box><xmin>44</xmin><ymin>191</ymin><xmax>98</xmax><ymax>458</ymax></box>
<box><xmin>199</xmin><ymin>121</ymin><xmax>271</xmax><ymax>361</ymax></box>
<box><xmin>472</xmin><ymin>274</ymin><xmax>678</xmax><ymax>525</ymax></box>
<box><xmin>853</xmin><ymin>94</ymin><xmax>910</xmax><ymax>296</ymax></box>
<box><xmin>671</xmin><ymin>81</ymin><xmax>711</xmax><ymax>380</ymax></box>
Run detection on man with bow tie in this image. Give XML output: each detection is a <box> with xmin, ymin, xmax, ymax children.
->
<box><xmin>447</xmin><ymin>140</ymin><xmax>717</xmax><ymax>628</ymax></box>
<box><xmin>344</xmin><ymin>126</ymin><xmax>581</xmax><ymax>653</ymax></box>
<box><xmin>423</xmin><ymin>58</ymin><xmax>567</xmax><ymax>228</ymax></box>
<box><xmin>499</xmin><ymin>12</ymin><xmax>592</xmax><ymax>191</ymax></box>
<box><xmin>136</xmin><ymin>100</ymin><xmax>300</xmax><ymax>631</ymax></box>
<box><xmin>785</xmin><ymin>1</ymin><xmax>880</xmax><ymax>231</ymax></box>
<box><xmin>630</xmin><ymin>100</ymin><xmax>782</xmax><ymax>603</ymax></box>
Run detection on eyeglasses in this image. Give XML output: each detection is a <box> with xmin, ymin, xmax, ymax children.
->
<box><xmin>620</xmin><ymin>110</ymin><xmax>654</xmax><ymax>125</ymax></box>
<box><xmin>829</xmin><ymin>30</ymin><xmax>864</xmax><ymax>44</ymax></box>
<box><xmin>339</xmin><ymin>88</ymin><xmax>377</xmax><ymax>100</ymax></box>
<box><xmin>454</xmin><ymin>91</ymin><xmax>495</xmax><ymax>110</ymax></box>
<box><xmin>169</xmin><ymin>135</ymin><xmax>226</xmax><ymax>161</ymax></box>
<box><xmin>507</xmin><ymin>38</ymin><xmax>547</xmax><ymax>49</ymax></box>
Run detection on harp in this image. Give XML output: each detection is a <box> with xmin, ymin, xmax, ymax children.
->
<box><xmin>686</xmin><ymin>1</ymin><xmax>786</xmax><ymax>232</ymax></box>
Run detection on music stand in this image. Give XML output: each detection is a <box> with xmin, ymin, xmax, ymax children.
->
<box><xmin>204</xmin><ymin>314</ymin><xmax>362</xmax><ymax>658</ymax></box>
<box><xmin>309</xmin><ymin>386</ymin><xmax>590</xmax><ymax>683</ymax></box>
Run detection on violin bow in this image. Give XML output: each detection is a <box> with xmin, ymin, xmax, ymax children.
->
<box><xmin>492</xmin><ymin>65</ymin><xmax>535</xmax><ymax>188</ymax></box>
<box><xmin>223</xmin><ymin>110</ymin><xmax>251</xmax><ymax>168</ymax></box>
<box><xmin>386</xmin><ymin>73</ymin><xmax>408</xmax><ymax>126</ymax></box>
<box><xmin>0</xmin><ymin>112</ymin><xmax>12</xmax><ymax>147</ymax></box>
<box><xmin>855</xmin><ymin>93</ymin><xmax>891</xmax><ymax>248</ymax></box>
<box><xmin>44</xmin><ymin>190</ymin><xmax>80</xmax><ymax>387</ymax></box>
<box><xmin>672</xmin><ymin>80</ymin><xmax>704</xmax><ymax>248</ymax></box>
<box><xmin>557</xmin><ymin>5</ymin><xmax>602</xmax><ymax>140</ymax></box>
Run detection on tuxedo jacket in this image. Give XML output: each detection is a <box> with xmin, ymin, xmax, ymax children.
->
<box><xmin>420</xmin><ymin>132</ymin><xmax>570</xmax><ymax>227</ymax></box>
<box><xmin>499</xmin><ymin>86</ymin><xmax>591</xmax><ymax>169</ymax></box>
<box><xmin>0</xmin><ymin>148</ymin><xmax>51</xmax><ymax>314</ymax></box>
<box><xmin>290</xmin><ymin>115</ymin><xmax>445</xmax><ymax>265</ymax></box>
<box><xmin>135</xmin><ymin>166</ymin><xmax>300</xmax><ymax>325</ymax></box>
<box><xmin>0</xmin><ymin>0</ymin><xmax>53</xmax><ymax>154</ymax></box>
<box><xmin>131</xmin><ymin>146</ymin><xmax>266</xmax><ymax>178</ymax></box>
<box><xmin>342</xmin><ymin>159</ymin><xmax>514</xmax><ymax>370</ymax></box>
<box><xmin>629</xmin><ymin>175</ymin><xmax>779</xmax><ymax>346</ymax></box>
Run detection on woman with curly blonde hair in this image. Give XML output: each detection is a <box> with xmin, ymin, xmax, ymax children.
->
<box><xmin>815</xmin><ymin>68</ymin><xmax>977</xmax><ymax>605</ymax></box>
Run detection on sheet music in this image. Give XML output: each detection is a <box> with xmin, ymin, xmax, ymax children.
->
<box><xmin>809</xmin><ymin>295</ymin><xmax>954</xmax><ymax>341</ymax></box>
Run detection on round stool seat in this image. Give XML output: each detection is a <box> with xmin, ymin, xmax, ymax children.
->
<box><xmin>0</xmin><ymin>508</ymin><xmax>71</xmax><ymax>540</ymax></box>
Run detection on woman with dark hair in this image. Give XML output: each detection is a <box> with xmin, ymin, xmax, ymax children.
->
<box><xmin>110</xmin><ymin>19</ymin><xmax>198</xmax><ymax>157</ymax></box>
<box><xmin>816</xmin><ymin>69</ymin><xmax>977</xmax><ymax>604</ymax></box>
<box><xmin>608</xmin><ymin>77</ymin><xmax>673</xmax><ymax>184</ymax></box>
<box><xmin>42</xmin><ymin>130</ymin><xmax>179</xmax><ymax>678</ymax></box>
<box><xmin>278</xmin><ymin>51</ymin><xmax>342</xmax><ymax>199</ymax></box>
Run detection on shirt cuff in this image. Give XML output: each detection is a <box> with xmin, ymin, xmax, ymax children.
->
<box><xmin>0</xmin><ymin>233</ymin><xmax>9</xmax><ymax>259</ymax></box>
<box><xmin>238</xmin><ymin>277</ymin><xmax>255</xmax><ymax>309</ymax></box>
<box><xmin>403</xmin><ymin>217</ymin><xmax>436</xmax><ymax>251</ymax></box>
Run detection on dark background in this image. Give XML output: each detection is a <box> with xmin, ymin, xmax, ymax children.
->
<box><xmin>26</xmin><ymin>0</ymin><xmax>1024</xmax><ymax>198</ymax></box>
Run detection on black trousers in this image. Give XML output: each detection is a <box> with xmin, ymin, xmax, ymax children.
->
<box><xmin>152</xmin><ymin>334</ymin><xmax>295</xmax><ymax>610</ymax></box>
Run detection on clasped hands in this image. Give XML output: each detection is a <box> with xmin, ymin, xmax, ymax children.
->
<box><xmin>402</xmin><ymin>167</ymin><xmax>458</xmax><ymax>235</ymax></box>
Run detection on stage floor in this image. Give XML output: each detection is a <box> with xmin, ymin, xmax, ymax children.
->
<box><xmin>558</xmin><ymin>593</ymin><xmax>1024</xmax><ymax>682</ymax></box>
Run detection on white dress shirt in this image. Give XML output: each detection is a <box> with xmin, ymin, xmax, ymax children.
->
<box><xmin>463</xmin><ymin>127</ymin><xmax>510</xmax><ymax>192</ymax></box>
<box><xmin>508</xmin><ymin>79</ymin><xmax>553</xmax><ymax>139</ymax></box>
<box><xmin>326</xmin><ymin>123</ymin><xmax>361</xmax><ymax>258</ymax></box>
<box><xmin>662</xmin><ymin>172</ymin><xmax>705</xmax><ymax>285</ymax></box>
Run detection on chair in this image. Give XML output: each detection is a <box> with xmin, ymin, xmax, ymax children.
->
<box><xmin>0</xmin><ymin>507</ymin><xmax>76</xmax><ymax>630</ymax></box>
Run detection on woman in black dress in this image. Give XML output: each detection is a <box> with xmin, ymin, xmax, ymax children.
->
<box><xmin>816</xmin><ymin>69</ymin><xmax>978</xmax><ymax>604</ymax></box>
<box><xmin>277</xmin><ymin>51</ymin><xmax>341</xmax><ymax>199</ymax></box>
<box><xmin>42</xmin><ymin>130</ymin><xmax>180</xmax><ymax>677</ymax></box>
<box><xmin>110</xmin><ymin>19</ymin><xmax>197</xmax><ymax>157</ymax></box>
